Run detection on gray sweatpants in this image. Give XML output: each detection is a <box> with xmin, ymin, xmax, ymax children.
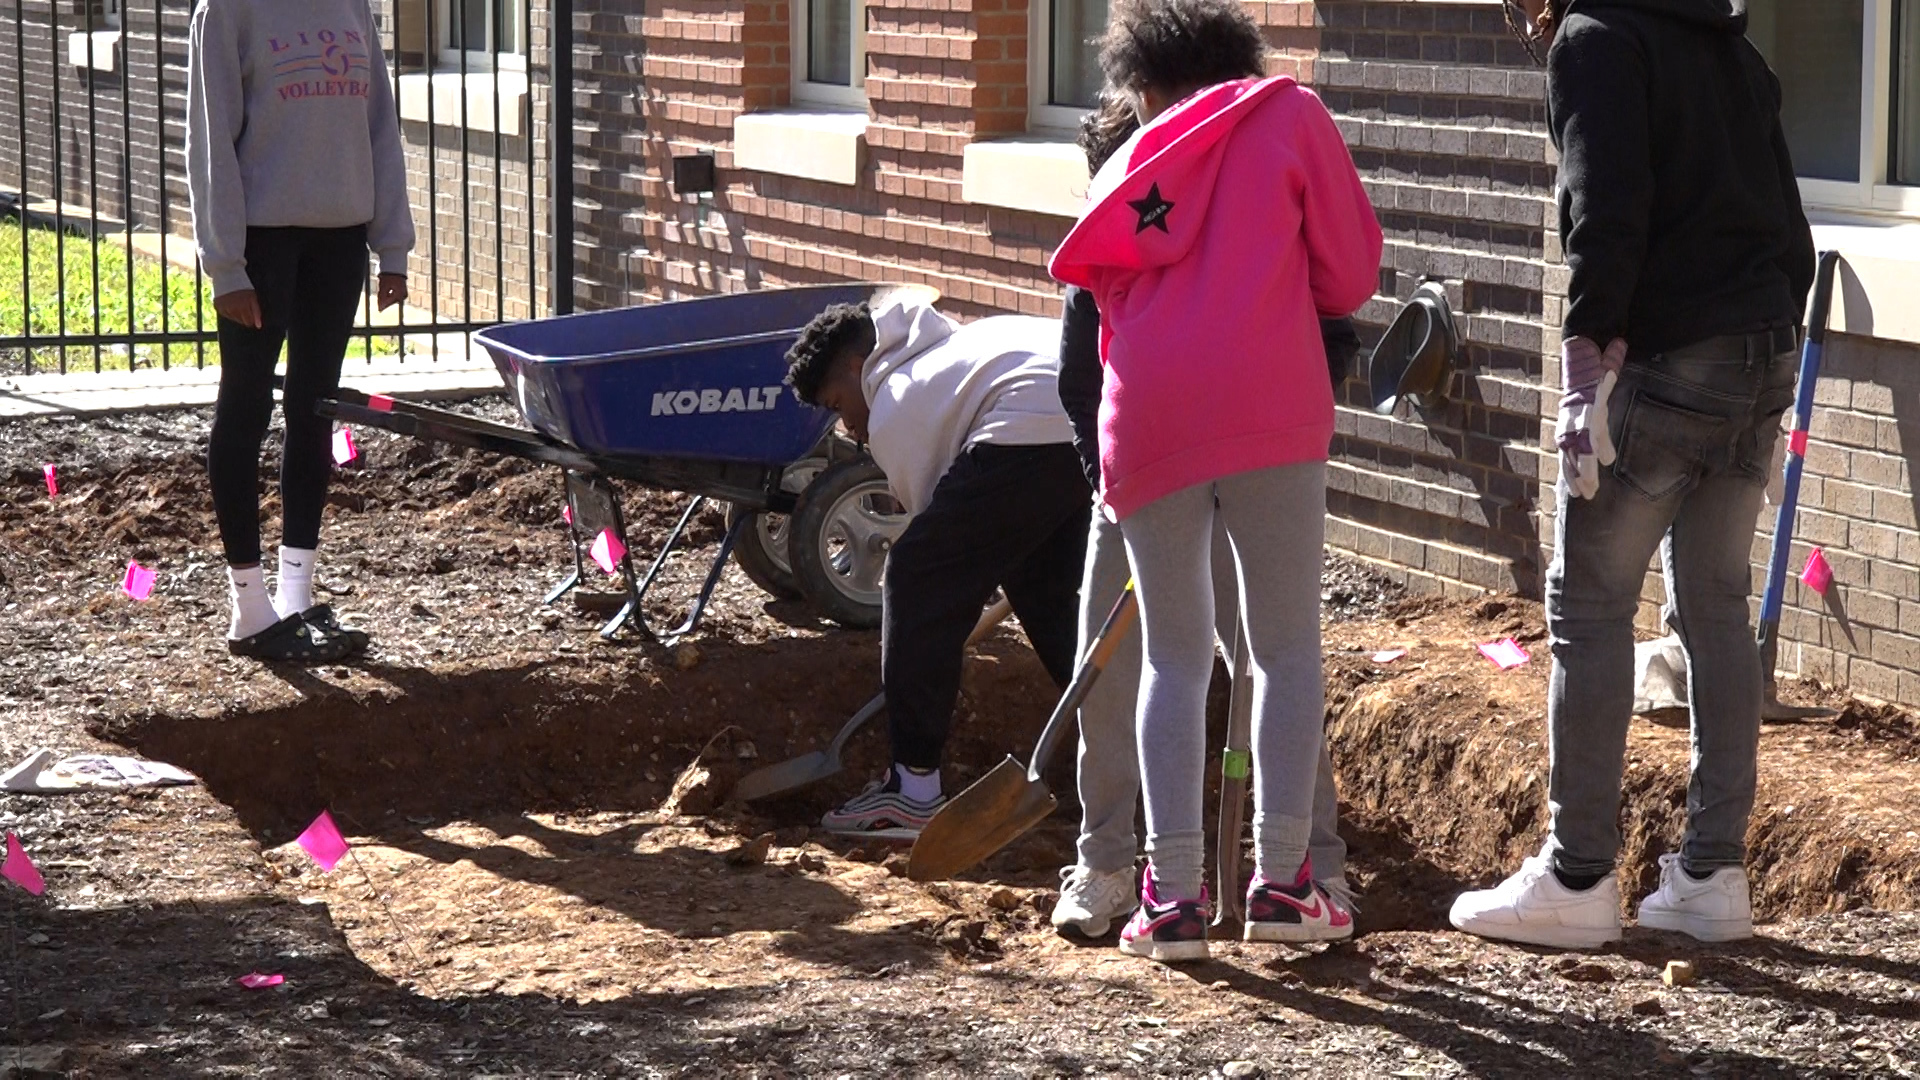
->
<box><xmin>1118</xmin><ymin>462</ymin><xmax>1328</xmax><ymax>899</ymax></box>
<box><xmin>1075</xmin><ymin>469</ymin><xmax>1342</xmax><ymax>891</ymax></box>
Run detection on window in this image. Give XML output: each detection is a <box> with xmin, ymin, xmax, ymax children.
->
<box><xmin>1030</xmin><ymin>0</ymin><xmax>1106</xmax><ymax>130</ymax></box>
<box><xmin>1749</xmin><ymin>0</ymin><xmax>1920</xmax><ymax>215</ymax></box>
<box><xmin>793</xmin><ymin>0</ymin><xmax>865</xmax><ymax>108</ymax></box>
<box><xmin>438</xmin><ymin>0</ymin><xmax>524</xmax><ymax>68</ymax></box>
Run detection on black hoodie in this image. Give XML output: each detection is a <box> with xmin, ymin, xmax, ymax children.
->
<box><xmin>1548</xmin><ymin>0</ymin><xmax>1814</xmax><ymax>357</ymax></box>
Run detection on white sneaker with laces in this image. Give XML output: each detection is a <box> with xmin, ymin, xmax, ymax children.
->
<box><xmin>1051</xmin><ymin>864</ymin><xmax>1137</xmax><ymax>938</ymax></box>
<box><xmin>1637</xmin><ymin>854</ymin><xmax>1752</xmax><ymax>942</ymax></box>
<box><xmin>1448</xmin><ymin>853</ymin><xmax>1621</xmax><ymax>950</ymax></box>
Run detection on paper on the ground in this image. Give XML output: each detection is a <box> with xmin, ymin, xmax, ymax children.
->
<box><xmin>332</xmin><ymin>428</ymin><xmax>358</xmax><ymax>465</ymax></box>
<box><xmin>1801</xmin><ymin>547</ymin><xmax>1833</xmax><ymax>595</ymax></box>
<box><xmin>1633</xmin><ymin>634</ymin><xmax>1689</xmax><ymax>716</ymax></box>
<box><xmin>3</xmin><ymin>832</ymin><xmax>45</xmax><ymax>895</ymax></box>
<box><xmin>1477</xmin><ymin>637</ymin><xmax>1530</xmax><ymax>670</ymax></box>
<box><xmin>296</xmin><ymin>810</ymin><xmax>349</xmax><ymax>872</ymax></box>
<box><xmin>1372</xmin><ymin>648</ymin><xmax>1407</xmax><ymax>663</ymax></box>
<box><xmin>238</xmin><ymin>972</ymin><xmax>285</xmax><ymax>989</ymax></box>
<box><xmin>43</xmin><ymin>463</ymin><xmax>56</xmax><ymax>498</ymax></box>
<box><xmin>590</xmin><ymin>529</ymin><xmax>625</xmax><ymax>575</ymax></box>
<box><xmin>0</xmin><ymin>747</ymin><xmax>196</xmax><ymax>794</ymax></box>
<box><xmin>122</xmin><ymin>561</ymin><xmax>157</xmax><ymax>601</ymax></box>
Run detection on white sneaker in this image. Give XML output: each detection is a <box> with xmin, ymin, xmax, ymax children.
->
<box><xmin>1637</xmin><ymin>854</ymin><xmax>1752</xmax><ymax>942</ymax></box>
<box><xmin>1051</xmin><ymin>864</ymin><xmax>1137</xmax><ymax>937</ymax></box>
<box><xmin>1448</xmin><ymin>853</ymin><xmax>1621</xmax><ymax>950</ymax></box>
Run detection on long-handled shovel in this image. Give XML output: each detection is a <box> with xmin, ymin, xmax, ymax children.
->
<box><xmin>731</xmin><ymin>597</ymin><xmax>1014</xmax><ymax>802</ymax></box>
<box><xmin>1757</xmin><ymin>249</ymin><xmax>1840</xmax><ymax>723</ymax></box>
<box><xmin>1213</xmin><ymin>618</ymin><xmax>1253</xmax><ymax>927</ymax></box>
<box><xmin>908</xmin><ymin>582</ymin><xmax>1138</xmax><ymax>882</ymax></box>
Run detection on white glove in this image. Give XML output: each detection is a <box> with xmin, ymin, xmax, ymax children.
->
<box><xmin>1556</xmin><ymin>336</ymin><xmax>1627</xmax><ymax>500</ymax></box>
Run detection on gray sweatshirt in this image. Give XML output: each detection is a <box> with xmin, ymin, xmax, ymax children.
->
<box><xmin>186</xmin><ymin>0</ymin><xmax>414</xmax><ymax>298</ymax></box>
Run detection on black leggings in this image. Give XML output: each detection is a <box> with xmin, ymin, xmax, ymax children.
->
<box><xmin>208</xmin><ymin>225</ymin><xmax>369</xmax><ymax>567</ymax></box>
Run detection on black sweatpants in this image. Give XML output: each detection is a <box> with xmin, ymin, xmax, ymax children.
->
<box><xmin>883</xmin><ymin>441</ymin><xmax>1092</xmax><ymax>770</ymax></box>
<box><xmin>207</xmin><ymin>225</ymin><xmax>369</xmax><ymax>567</ymax></box>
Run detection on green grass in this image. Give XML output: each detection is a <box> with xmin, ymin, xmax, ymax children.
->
<box><xmin>0</xmin><ymin>222</ymin><xmax>402</xmax><ymax>374</ymax></box>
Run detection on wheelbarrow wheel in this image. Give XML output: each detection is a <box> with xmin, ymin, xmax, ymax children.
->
<box><xmin>789</xmin><ymin>458</ymin><xmax>907</xmax><ymax>629</ymax></box>
<box><xmin>725</xmin><ymin>455</ymin><xmax>832</xmax><ymax>602</ymax></box>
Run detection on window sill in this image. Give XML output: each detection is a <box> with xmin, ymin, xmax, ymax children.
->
<box><xmin>731</xmin><ymin>110</ymin><xmax>868</xmax><ymax>186</ymax></box>
<box><xmin>960</xmin><ymin>138</ymin><xmax>1090</xmax><ymax>219</ymax></box>
<box><xmin>396</xmin><ymin>71</ymin><xmax>528</xmax><ymax>137</ymax></box>
<box><xmin>66</xmin><ymin>30</ymin><xmax>119</xmax><ymax>73</ymax></box>
<box><xmin>1810</xmin><ymin>217</ymin><xmax>1920</xmax><ymax>347</ymax></box>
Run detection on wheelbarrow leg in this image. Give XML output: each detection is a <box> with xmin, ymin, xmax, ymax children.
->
<box><xmin>544</xmin><ymin>472</ymin><xmax>587</xmax><ymax>606</ymax></box>
<box><xmin>603</xmin><ymin>495</ymin><xmax>707</xmax><ymax>640</ymax></box>
<box><xmin>653</xmin><ymin>511</ymin><xmax>748</xmax><ymax>648</ymax></box>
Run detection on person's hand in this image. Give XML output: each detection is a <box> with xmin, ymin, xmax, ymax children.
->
<box><xmin>213</xmin><ymin>288</ymin><xmax>263</xmax><ymax>329</ymax></box>
<box><xmin>377</xmin><ymin>273</ymin><xmax>408</xmax><ymax>312</ymax></box>
<box><xmin>1556</xmin><ymin>335</ymin><xmax>1628</xmax><ymax>500</ymax></box>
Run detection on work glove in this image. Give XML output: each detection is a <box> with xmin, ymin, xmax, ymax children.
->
<box><xmin>1556</xmin><ymin>335</ymin><xmax>1628</xmax><ymax>500</ymax></box>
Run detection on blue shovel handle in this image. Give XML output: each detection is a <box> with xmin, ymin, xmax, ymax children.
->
<box><xmin>1758</xmin><ymin>250</ymin><xmax>1841</xmax><ymax>642</ymax></box>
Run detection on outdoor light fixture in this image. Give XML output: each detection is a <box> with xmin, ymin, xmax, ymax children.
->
<box><xmin>672</xmin><ymin>153</ymin><xmax>717</xmax><ymax>197</ymax></box>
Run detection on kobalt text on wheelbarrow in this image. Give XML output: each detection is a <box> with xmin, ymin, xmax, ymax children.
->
<box><xmin>316</xmin><ymin>283</ymin><xmax>918</xmax><ymax>644</ymax></box>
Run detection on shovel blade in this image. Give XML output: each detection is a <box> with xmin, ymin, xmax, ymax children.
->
<box><xmin>1762</xmin><ymin>699</ymin><xmax>1836</xmax><ymax>722</ymax></box>
<box><xmin>730</xmin><ymin>750</ymin><xmax>837</xmax><ymax>803</ymax></box>
<box><xmin>907</xmin><ymin>757</ymin><xmax>1058</xmax><ymax>881</ymax></box>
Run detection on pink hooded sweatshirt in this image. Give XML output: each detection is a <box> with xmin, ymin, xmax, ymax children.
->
<box><xmin>1048</xmin><ymin>77</ymin><xmax>1383</xmax><ymax>521</ymax></box>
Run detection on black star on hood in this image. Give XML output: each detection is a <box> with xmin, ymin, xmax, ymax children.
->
<box><xmin>1128</xmin><ymin>183</ymin><xmax>1174</xmax><ymax>235</ymax></box>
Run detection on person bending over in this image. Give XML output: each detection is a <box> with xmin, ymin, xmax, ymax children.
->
<box><xmin>785</xmin><ymin>291</ymin><xmax>1090</xmax><ymax>839</ymax></box>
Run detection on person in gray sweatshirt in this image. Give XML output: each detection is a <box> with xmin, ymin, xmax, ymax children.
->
<box><xmin>187</xmin><ymin>0</ymin><xmax>414</xmax><ymax>662</ymax></box>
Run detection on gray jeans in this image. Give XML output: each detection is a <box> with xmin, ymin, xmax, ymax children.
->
<box><xmin>1073</xmin><ymin>506</ymin><xmax>1346</xmax><ymax>881</ymax></box>
<box><xmin>1546</xmin><ymin>336</ymin><xmax>1796</xmax><ymax>879</ymax></box>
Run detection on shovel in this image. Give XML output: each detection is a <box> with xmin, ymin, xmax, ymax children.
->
<box><xmin>731</xmin><ymin>597</ymin><xmax>1013</xmax><ymax>802</ymax></box>
<box><xmin>907</xmin><ymin>582</ymin><xmax>1138</xmax><ymax>882</ymax></box>
<box><xmin>1213</xmin><ymin>618</ymin><xmax>1253</xmax><ymax>926</ymax></box>
<box><xmin>1756</xmin><ymin>249</ymin><xmax>1839</xmax><ymax>723</ymax></box>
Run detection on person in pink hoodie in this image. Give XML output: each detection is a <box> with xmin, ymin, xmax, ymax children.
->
<box><xmin>1049</xmin><ymin>0</ymin><xmax>1382</xmax><ymax>963</ymax></box>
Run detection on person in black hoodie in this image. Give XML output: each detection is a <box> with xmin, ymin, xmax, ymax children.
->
<box><xmin>1451</xmin><ymin>0</ymin><xmax>1814</xmax><ymax>950</ymax></box>
<box><xmin>1048</xmin><ymin>89</ymin><xmax>1365</xmax><ymax>941</ymax></box>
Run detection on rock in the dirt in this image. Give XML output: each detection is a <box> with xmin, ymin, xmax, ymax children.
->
<box><xmin>1558</xmin><ymin>962</ymin><xmax>1616</xmax><ymax>984</ymax></box>
<box><xmin>882</xmin><ymin>853</ymin><xmax>910</xmax><ymax>878</ymax></box>
<box><xmin>725</xmin><ymin>832</ymin><xmax>776</xmax><ymax>867</ymax></box>
<box><xmin>1630</xmin><ymin>997</ymin><xmax>1666</xmax><ymax>1017</ymax></box>
<box><xmin>1</xmin><ymin>1044</ymin><xmax>68</xmax><ymax>1080</ymax></box>
<box><xmin>794</xmin><ymin>852</ymin><xmax>827</xmax><ymax>874</ymax></box>
<box><xmin>662</xmin><ymin>726</ymin><xmax>754</xmax><ymax>817</ymax></box>
<box><xmin>672</xmin><ymin>643</ymin><xmax>702</xmax><ymax>671</ymax></box>
<box><xmin>1662</xmin><ymin>960</ymin><xmax>1696</xmax><ymax>987</ymax></box>
<box><xmin>1222</xmin><ymin>1061</ymin><xmax>1261</xmax><ymax>1078</ymax></box>
<box><xmin>987</xmin><ymin>887</ymin><xmax>1021</xmax><ymax>912</ymax></box>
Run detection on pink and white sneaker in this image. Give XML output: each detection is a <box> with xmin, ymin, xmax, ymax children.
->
<box><xmin>1117</xmin><ymin>863</ymin><xmax>1210</xmax><ymax>963</ymax></box>
<box><xmin>1245</xmin><ymin>858</ymin><xmax>1355</xmax><ymax>943</ymax></box>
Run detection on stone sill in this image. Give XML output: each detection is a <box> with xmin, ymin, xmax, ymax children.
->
<box><xmin>67</xmin><ymin>29</ymin><xmax>119</xmax><ymax>73</ymax></box>
<box><xmin>397</xmin><ymin>71</ymin><xmax>528</xmax><ymax>137</ymax></box>
<box><xmin>1812</xmin><ymin>218</ymin><xmax>1920</xmax><ymax>347</ymax></box>
<box><xmin>959</xmin><ymin>139</ymin><xmax>1089</xmax><ymax>219</ymax></box>
<box><xmin>731</xmin><ymin>110</ymin><xmax>868</xmax><ymax>187</ymax></box>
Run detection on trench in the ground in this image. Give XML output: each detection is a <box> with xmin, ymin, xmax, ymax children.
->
<box><xmin>97</xmin><ymin>630</ymin><xmax>1920</xmax><ymax>933</ymax></box>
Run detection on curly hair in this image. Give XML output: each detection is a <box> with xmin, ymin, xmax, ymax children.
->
<box><xmin>785</xmin><ymin>302</ymin><xmax>876</xmax><ymax>405</ymax></box>
<box><xmin>1098</xmin><ymin>0</ymin><xmax>1267</xmax><ymax>99</ymax></box>
<box><xmin>1078</xmin><ymin>91</ymin><xmax>1141</xmax><ymax>174</ymax></box>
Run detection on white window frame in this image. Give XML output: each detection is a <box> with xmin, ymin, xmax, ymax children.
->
<box><xmin>435</xmin><ymin>0</ymin><xmax>527</xmax><ymax>72</ymax></box>
<box><xmin>1792</xmin><ymin>0</ymin><xmax>1920</xmax><ymax>219</ymax></box>
<box><xmin>1029</xmin><ymin>0</ymin><xmax>1101</xmax><ymax>133</ymax></box>
<box><xmin>791</xmin><ymin>0</ymin><xmax>867</xmax><ymax>109</ymax></box>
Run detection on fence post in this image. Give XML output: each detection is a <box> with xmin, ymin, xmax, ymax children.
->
<box><xmin>550</xmin><ymin>0</ymin><xmax>574</xmax><ymax>316</ymax></box>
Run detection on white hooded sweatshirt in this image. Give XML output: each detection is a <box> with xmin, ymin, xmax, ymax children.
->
<box><xmin>860</xmin><ymin>295</ymin><xmax>1075</xmax><ymax>517</ymax></box>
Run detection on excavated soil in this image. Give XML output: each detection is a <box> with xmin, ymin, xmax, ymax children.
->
<box><xmin>0</xmin><ymin>400</ymin><xmax>1918</xmax><ymax>1078</ymax></box>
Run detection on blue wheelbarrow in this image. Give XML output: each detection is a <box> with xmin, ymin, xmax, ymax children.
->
<box><xmin>318</xmin><ymin>284</ymin><xmax>913</xmax><ymax>643</ymax></box>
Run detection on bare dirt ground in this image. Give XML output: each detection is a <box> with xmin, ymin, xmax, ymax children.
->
<box><xmin>1</xmin><ymin>400</ymin><xmax>1918</xmax><ymax>1078</ymax></box>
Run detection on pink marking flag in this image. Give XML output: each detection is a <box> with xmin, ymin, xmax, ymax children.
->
<box><xmin>237</xmin><ymin>972</ymin><xmax>285</xmax><ymax>989</ymax></box>
<box><xmin>42</xmin><ymin>463</ymin><xmax>57</xmax><ymax>499</ymax></box>
<box><xmin>562</xmin><ymin>504</ymin><xmax>573</xmax><ymax>526</ymax></box>
<box><xmin>2</xmin><ymin>832</ymin><xmax>45</xmax><ymax>896</ymax></box>
<box><xmin>295</xmin><ymin>810</ymin><xmax>349</xmax><ymax>872</ymax></box>
<box><xmin>1801</xmin><ymin>547</ymin><xmax>1834</xmax><ymax>595</ymax></box>
<box><xmin>1372</xmin><ymin>648</ymin><xmax>1408</xmax><ymax>664</ymax></box>
<box><xmin>332</xmin><ymin>428</ymin><xmax>359</xmax><ymax>466</ymax></box>
<box><xmin>121</xmin><ymin>561</ymin><xmax>157</xmax><ymax>601</ymax></box>
<box><xmin>366</xmin><ymin>393</ymin><xmax>395</xmax><ymax>413</ymax></box>
<box><xmin>1477</xmin><ymin>637</ymin><xmax>1531</xmax><ymax>670</ymax></box>
<box><xmin>590</xmin><ymin>529</ymin><xmax>625</xmax><ymax>575</ymax></box>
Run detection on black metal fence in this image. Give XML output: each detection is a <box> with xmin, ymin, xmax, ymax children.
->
<box><xmin>0</xmin><ymin>0</ymin><xmax>569</xmax><ymax>375</ymax></box>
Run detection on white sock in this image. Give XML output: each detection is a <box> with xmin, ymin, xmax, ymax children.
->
<box><xmin>895</xmin><ymin>763</ymin><xmax>941</xmax><ymax>802</ymax></box>
<box><xmin>228</xmin><ymin>565</ymin><xmax>280</xmax><ymax>640</ymax></box>
<box><xmin>274</xmin><ymin>545</ymin><xmax>317</xmax><ymax>618</ymax></box>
